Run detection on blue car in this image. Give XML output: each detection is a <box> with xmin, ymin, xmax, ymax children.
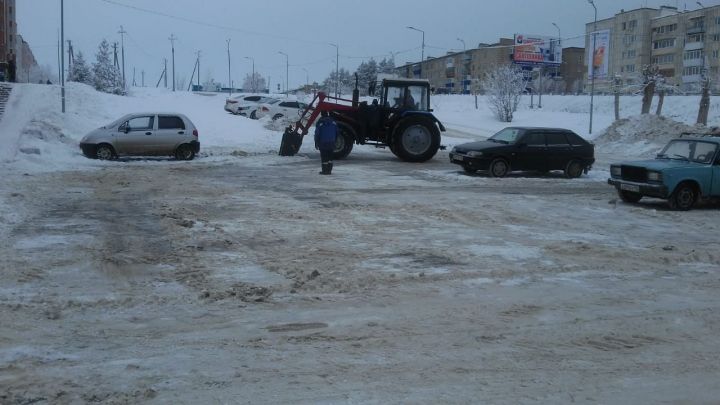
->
<box><xmin>608</xmin><ymin>136</ymin><xmax>720</xmax><ymax>210</ymax></box>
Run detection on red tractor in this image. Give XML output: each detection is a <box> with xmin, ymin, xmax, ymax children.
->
<box><xmin>279</xmin><ymin>78</ymin><xmax>445</xmax><ymax>162</ymax></box>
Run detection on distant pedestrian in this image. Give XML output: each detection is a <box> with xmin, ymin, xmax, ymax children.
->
<box><xmin>314</xmin><ymin>111</ymin><xmax>337</xmax><ymax>175</ymax></box>
<box><xmin>46</xmin><ymin>79</ymin><xmax>52</xmax><ymax>85</ymax></box>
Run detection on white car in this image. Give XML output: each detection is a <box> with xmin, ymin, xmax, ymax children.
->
<box><xmin>224</xmin><ymin>95</ymin><xmax>276</xmax><ymax>119</ymax></box>
<box><xmin>255</xmin><ymin>99</ymin><xmax>309</xmax><ymax>121</ymax></box>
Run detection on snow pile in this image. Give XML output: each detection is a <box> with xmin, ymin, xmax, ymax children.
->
<box><xmin>594</xmin><ymin>114</ymin><xmax>705</xmax><ymax>156</ymax></box>
<box><xmin>0</xmin><ymin>82</ymin><xmax>293</xmax><ymax>172</ymax></box>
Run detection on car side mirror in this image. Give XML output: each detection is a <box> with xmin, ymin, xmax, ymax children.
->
<box><xmin>124</xmin><ymin>126</ymin><xmax>131</xmax><ymax>133</ymax></box>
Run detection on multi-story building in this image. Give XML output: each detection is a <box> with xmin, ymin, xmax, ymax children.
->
<box><xmin>395</xmin><ymin>38</ymin><xmax>514</xmax><ymax>94</ymax></box>
<box><xmin>0</xmin><ymin>0</ymin><xmax>17</xmax><ymax>80</ymax></box>
<box><xmin>16</xmin><ymin>34</ymin><xmax>37</xmax><ymax>82</ymax></box>
<box><xmin>395</xmin><ymin>38</ymin><xmax>586</xmax><ymax>95</ymax></box>
<box><xmin>650</xmin><ymin>5</ymin><xmax>720</xmax><ymax>92</ymax></box>
<box><xmin>585</xmin><ymin>4</ymin><xmax>720</xmax><ymax>93</ymax></box>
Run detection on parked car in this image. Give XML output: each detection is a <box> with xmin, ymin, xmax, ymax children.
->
<box><xmin>79</xmin><ymin>113</ymin><xmax>200</xmax><ymax>160</ymax></box>
<box><xmin>224</xmin><ymin>94</ymin><xmax>276</xmax><ymax>118</ymax></box>
<box><xmin>608</xmin><ymin>136</ymin><xmax>720</xmax><ymax>210</ymax></box>
<box><xmin>449</xmin><ymin>127</ymin><xmax>595</xmax><ymax>178</ymax></box>
<box><xmin>255</xmin><ymin>99</ymin><xmax>308</xmax><ymax>121</ymax></box>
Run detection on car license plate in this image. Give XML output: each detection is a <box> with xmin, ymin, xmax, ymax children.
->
<box><xmin>620</xmin><ymin>183</ymin><xmax>640</xmax><ymax>193</ymax></box>
<box><xmin>452</xmin><ymin>155</ymin><xmax>465</xmax><ymax>162</ymax></box>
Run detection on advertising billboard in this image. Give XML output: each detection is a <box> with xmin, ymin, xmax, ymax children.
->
<box><xmin>588</xmin><ymin>29</ymin><xmax>610</xmax><ymax>79</ymax></box>
<box><xmin>513</xmin><ymin>34</ymin><xmax>562</xmax><ymax>66</ymax></box>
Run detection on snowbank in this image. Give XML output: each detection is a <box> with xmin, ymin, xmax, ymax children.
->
<box><xmin>594</xmin><ymin>114</ymin><xmax>713</xmax><ymax>157</ymax></box>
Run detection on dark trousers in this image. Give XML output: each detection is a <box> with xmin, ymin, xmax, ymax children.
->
<box><xmin>320</xmin><ymin>149</ymin><xmax>333</xmax><ymax>174</ymax></box>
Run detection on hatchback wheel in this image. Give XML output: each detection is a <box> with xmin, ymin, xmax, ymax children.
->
<box><xmin>565</xmin><ymin>160</ymin><xmax>584</xmax><ymax>178</ymax></box>
<box><xmin>175</xmin><ymin>144</ymin><xmax>195</xmax><ymax>161</ymax></box>
<box><xmin>250</xmin><ymin>110</ymin><xmax>257</xmax><ymax>119</ymax></box>
<box><xmin>95</xmin><ymin>144</ymin><xmax>115</xmax><ymax>160</ymax></box>
<box><xmin>618</xmin><ymin>190</ymin><xmax>642</xmax><ymax>203</ymax></box>
<box><xmin>489</xmin><ymin>159</ymin><xmax>509</xmax><ymax>177</ymax></box>
<box><xmin>272</xmin><ymin>113</ymin><xmax>284</xmax><ymax>121</ymax></box>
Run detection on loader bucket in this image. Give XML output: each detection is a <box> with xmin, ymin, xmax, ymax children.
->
<box><xmin>279</xmin><ymin>127</ymin><xmax>304</xmax><ymax>156</ymax></box>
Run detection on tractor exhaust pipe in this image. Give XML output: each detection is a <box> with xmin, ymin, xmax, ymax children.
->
<box><xmin>353</xmin><ymin>73</ymin><xmax>359</xmax><ymax>108</ymax></box>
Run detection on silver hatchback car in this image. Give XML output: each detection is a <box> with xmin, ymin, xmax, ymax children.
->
<box><xmin>80</xmin><ymin>113</ymin><xmax>200</xmax><ymax>160</ymax></box>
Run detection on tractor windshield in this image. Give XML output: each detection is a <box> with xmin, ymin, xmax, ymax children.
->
<box><xmin>385</xmin><ymin>85</ymin><xmax>428</xmax><ymax>111</ymax></box>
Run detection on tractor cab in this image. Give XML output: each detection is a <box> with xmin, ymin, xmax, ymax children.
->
<box><xmin>370</xmin><ymin>78</ymin><xmax>432</xmax><ymax>112</ymax></box>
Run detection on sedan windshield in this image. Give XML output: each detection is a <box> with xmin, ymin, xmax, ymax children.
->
<box><xmin>489</xmin><ymin>128</ymin><xmax>522</xmax><ymax>144</ymax></box>
<box><xmin>657</xmin><ymin>140</ymin><xmax>717</xmax><ymax>164</ymax></box>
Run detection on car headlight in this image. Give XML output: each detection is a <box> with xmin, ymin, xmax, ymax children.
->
<box><xmin>467</xmin><ymin>151</ymin><xmax>484</xmax><ymax>157</ymax></box>
<box><xmin>610</xmin><ymin>166</ymin><xmax>621</xmax><ymax>177</ymax></box>
<box><xmin>647</xmin><ymin>171</ymin><xmax>663</xmax><ymax>182</ymax></box>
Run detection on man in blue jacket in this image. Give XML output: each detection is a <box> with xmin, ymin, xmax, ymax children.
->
<box><xmin>314</xmin><ymin>111</ymin><xmax>338</xmax><ymax>175</ymax></box>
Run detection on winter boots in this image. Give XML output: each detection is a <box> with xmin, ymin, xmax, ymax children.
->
<box><xmin>320</xmin><ymin>162</ymin><xmax>333</xmax><ymax>175</ymax></box>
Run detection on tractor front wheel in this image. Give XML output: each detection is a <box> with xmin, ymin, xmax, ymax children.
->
<box><xmin>392</xmin><ymin>117</ymin><xmax>441</xmax><ymax>162</ymax></box>
<box><xmin>332</xmin><ymin>122</ymin><xmax>355</xmax><ymax>160</ymax></box>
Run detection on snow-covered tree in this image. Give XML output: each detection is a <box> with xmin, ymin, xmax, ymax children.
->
<box><xmin>92</xmin><ymin>39</ymin><xmax>123</xmax><ymax>94</ymax></box>
<box><xmin>68</xmin><ymin>51</ymin><xmax>92</xmax><ymax>85</ymax></box>
<box><xmin>378</xmin><ymin>57</ymin><xmax>396</xmax><ymax>74</ymax></box>
<box><xmin>481</xmin><ymin>65</ymin><xmax>528</xmax><ymax>122</ymax></box>
<box><xmin>242</xmin><ymin>72</ymin><xmax>266</xmax><ymax>93</ymax></box>
<box><xmin>322</xmin><ymin>68</ymin><xmax>352</xmax><ymax>96</ymax></box>
<box><xmin>640</xmin><ymin>64</ymin><xmax>661</xmax><ymax>114</ymax></box>
<box><xmin>355</xmin><ymin>58</ymin><xmax>378</xmax><ymax>95</ymax></box>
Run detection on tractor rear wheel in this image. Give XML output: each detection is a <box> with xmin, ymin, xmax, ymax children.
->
<box><xmin>392</xmin><ymin>116</ymin><xmax>440</xmax><ymax>162</ymax></box>
<box><xmin>332</xmin><ymin>122</ymin><xmax>355</xmax><ymax>160</ymax></box>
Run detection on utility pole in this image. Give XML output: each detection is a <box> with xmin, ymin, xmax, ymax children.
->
<box><xmin>407</xmin><ymin>26</ymin><xmax>425</xmax><ymax>78</ymax></box>
<box><xmin>118</xmin><ymin>26</ymin><xmax>127</xmax><ymax>89</ymax></box>
<box><xmin>329</xmin><ymin>43</ymin><xmax>339</xmax><ymax>97</ymax></box>
<box><xmin>60</xmin><ymin>0</ymin><xmax>65</xmax><ymax>113</ymax></box>
<box><xmin>552</xmin><ymin>22</ymin><xmax>561</xmax><ymax>79</ymax></box>
<box><xmin>112</xmin><ymin>43</ymin><xmax>119</xmax><ymax>69</ymax></box>
<box><xmin>196</xmin><ymin>50</ymin><xmax>201</xmax><ymax>89</ymax></box>
<box><xmin>302</xmin><ymin>67</ymin><xmax>309</xmax><ymax>89</ymax></box>
<box><xmin>169</xmin><ymin>34</ymin><xmax>177</xmax><ymax>91</ymax></box>
<box><xmin>278</xmin><ymin>51</ymin><xmax>289</xmax><ymax>96</ymax></box>
<box><xmin>226</xmin><ymin>39</ymin><xmax>231</xmax><ymax>96</ymax></box>
<box><xmin>588</xmin><ymin>0</ymin><xmax>597</xmax><ymax>134</ymax></box>
<box><xmin>67</xmin><ymin>40</ymin><xmax>74</xmax><ymax>74</ymax></box>
<box><xmin>457</xmin><ymin>38</ymin><xmax>465</xmax><ymax>94</ymax></box>
<box><xmin>141</xmin><ymin>70</ymin><xmax>145</xmax><ymax>87</ymax></box>
<box><xmin>132</xmin><ymin>67</ymin><xmax>136</xmax><ymax>87</ymax></box>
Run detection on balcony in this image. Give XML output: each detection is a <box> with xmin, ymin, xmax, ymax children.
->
<box><xmin>683</xmin><ymin>58</ymin><xmax>705</xmax><ymax>67</ymax></box>
<box><xmin>684</xmin><ymin>41</ymin><xmax>704</xmax><ymax>51</ymax></box>
<box><xmin>687</xmin><ymin>26</ymin><xmax>705</xmax><ymax>35</ymax></box>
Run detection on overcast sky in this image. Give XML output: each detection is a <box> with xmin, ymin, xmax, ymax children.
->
<box><xmin>18</xmin><ymin>0</ymin><xmax>718</xmax><ymax>88</ymax></box>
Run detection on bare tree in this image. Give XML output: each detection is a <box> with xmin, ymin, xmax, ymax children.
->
<box><xmin>482</xmin><ymin>65</ymin><xmax>528</xmax><ymax>122</ymax></box>
<box><xmin>611</xmin><ymin>75</ymin><xmax>622</xmax><ymax>121</ymax></box>
<box><xmin>641</xmin><ymin>65</ymin><xmax>660</xmax><ymax>114</ymax></box>
<box><xmin>697</xmin><ymin>71</ymin><xmax>711</xmax><ymax>126</ymax></box>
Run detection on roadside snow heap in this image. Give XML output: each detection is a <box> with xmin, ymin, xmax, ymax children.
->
<box><xmin>595</xmin><ymin>114</ymin><xmax>709</xmax><ymax>157</ymax></box>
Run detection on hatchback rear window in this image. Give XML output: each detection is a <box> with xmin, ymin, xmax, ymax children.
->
<box><xmin>565</xmin><ymin>132</ymin><xmax>587</xmax><ymax>146</ymax></box>
<box><xmin>158</xmin><ymin>116</ymin><xmax>185</xmax><ymax>130</ymax></box>
<box><xmin>245</xmin><ymin>96</ymin><xmax>261</xmax><ymax>102</ymax></box>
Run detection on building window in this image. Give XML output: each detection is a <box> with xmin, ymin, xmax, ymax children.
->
<box><xmin>713</xmin><ymin>33</ymin><xmax>720</xmax><ymax>42</ymax></box>
<box><xmin>622</xmin><ymin>22</ymin><xmax>627</xmax><ymax>30</ymax></box>
<box><xmin>684</xmin><ymin>49</ymin><xmax>705</xmax><ymax>60</ymax></box>
<box><xmin>627</xmin><ymin>50</ymin><xmax>636</xmax><ymax>58</ymax></box>
<box><xmin>716</xmin><ymin>16</ymin><xmax>720</xmax><ymax>25</ymax></box>
<box><xmin>687</xmin><ymin>33</ymin><xmax>705</xmax><ymax>43</ymax></box>
<box><xmin>652</xmin><ymin>54</ymin><xmax>675</xmax><ymax>64</ymax></box>
<box><xmin>683</xmin><ymin>66</ymin><xmax>703</xmax><ymax>75</ymax></box>
<box><xmin>653</xmin><ymin>24</ymin><xmax>677</xmax><ymax>34</ymax></box>
<box><xmin>713</xmin><ymin>50</ymin><xmax>720</xmax><ymax>59</ymax></box>
<box><xmin>626</xmin><ymin>64</ymin><xmax>636</xmax><ymax>73</ymax></box>
<box><xmin>653</xmin><ymin>38</ymin><xmax>676</xmax><ymax>49</ymax></box>
<box><xmin>628</xmin><ymin>20</ymin><xmax>637</xmax><ymax>30</ymax></box>
<box><xmin>623</xmin><ymin>35</ymin><xmax>636</xmax><ymax>46</ymax></box>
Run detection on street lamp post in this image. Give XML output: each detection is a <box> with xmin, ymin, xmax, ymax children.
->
<box><xmin>552</xmin><ymin>22</ymin><xmax>561</xmax><ymax>79</ymax></box>
<box><xmin>278</xmin><ymin>51</ymin><xmax>288</xmax><ymax>96</ymax></box>
<box><xmin>457</xmin><ymin>38</ymin><xmax>466</xmax><ymax>94</ymax></box>
<box><xmin>329</xmin><ymin>43</ymin><xmax>339</xmax><ymax>97</ymax></box>
<box><xmin>169</xmin><ymin>34</ymin><xmax>177</xmax><ymax>91</ymax></box>
<box><xmin>60</xmin><ymin>0</ymin><xmax>65</xmax><ymax>113</ymax></box>
<box><xmin>302</xmin><ymin>67</ymin><xmax>309</xmax><ymax>89</ymax></box>
<box><xmin>407</xmin><ymin>26</ymin><xmax>425</xmax><ymax>78</ymax></box>
<box><xmin>226</xmin><ymin>39</ymin><xmax>231</xmax><ymax>96</ymax></box>
<box><xmin>244</xmin><ymin>56</ymin><xmax>255</xmax><ymax>93</ymax></box>
<box><xmin>588</xmin><ymin>0</ymin><xmax>597</xmax><ymax>135</ymax></box>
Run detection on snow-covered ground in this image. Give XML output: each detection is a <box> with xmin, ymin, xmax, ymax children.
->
<box><xmin>1</xmin><ymin>83</ymin><xmax>719</xmax><ymax>403</ymax></box>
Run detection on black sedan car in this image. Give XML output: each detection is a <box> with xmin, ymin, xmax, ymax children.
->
<box><xmin>449</xmin><ymin>127</ymin><xmax>595</xmax><ymax>178</ymax></box>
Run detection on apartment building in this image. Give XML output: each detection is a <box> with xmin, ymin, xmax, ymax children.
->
<box><xmin>560</xmin><ymin>47</ymin><xmax>586</xmax><ymax>93</ymax></box>
<box><xmin>0</xmin><ymin>0</ymin><xmax>17</xmax><ymax>80</ymax></box>
<box><xmin>650</xmin><ymin>5</ymin><xmax>720</xmax><ymax>92</ymax></box>
<box><xmin>395</xmin><ymin>38</ymin><xmax>514</xmax><ymax>94</ymax></box>
<box><xmin>585</xmin><ymin>5</ymin><xmax>720</xmax><ymax>93</ymax></box>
